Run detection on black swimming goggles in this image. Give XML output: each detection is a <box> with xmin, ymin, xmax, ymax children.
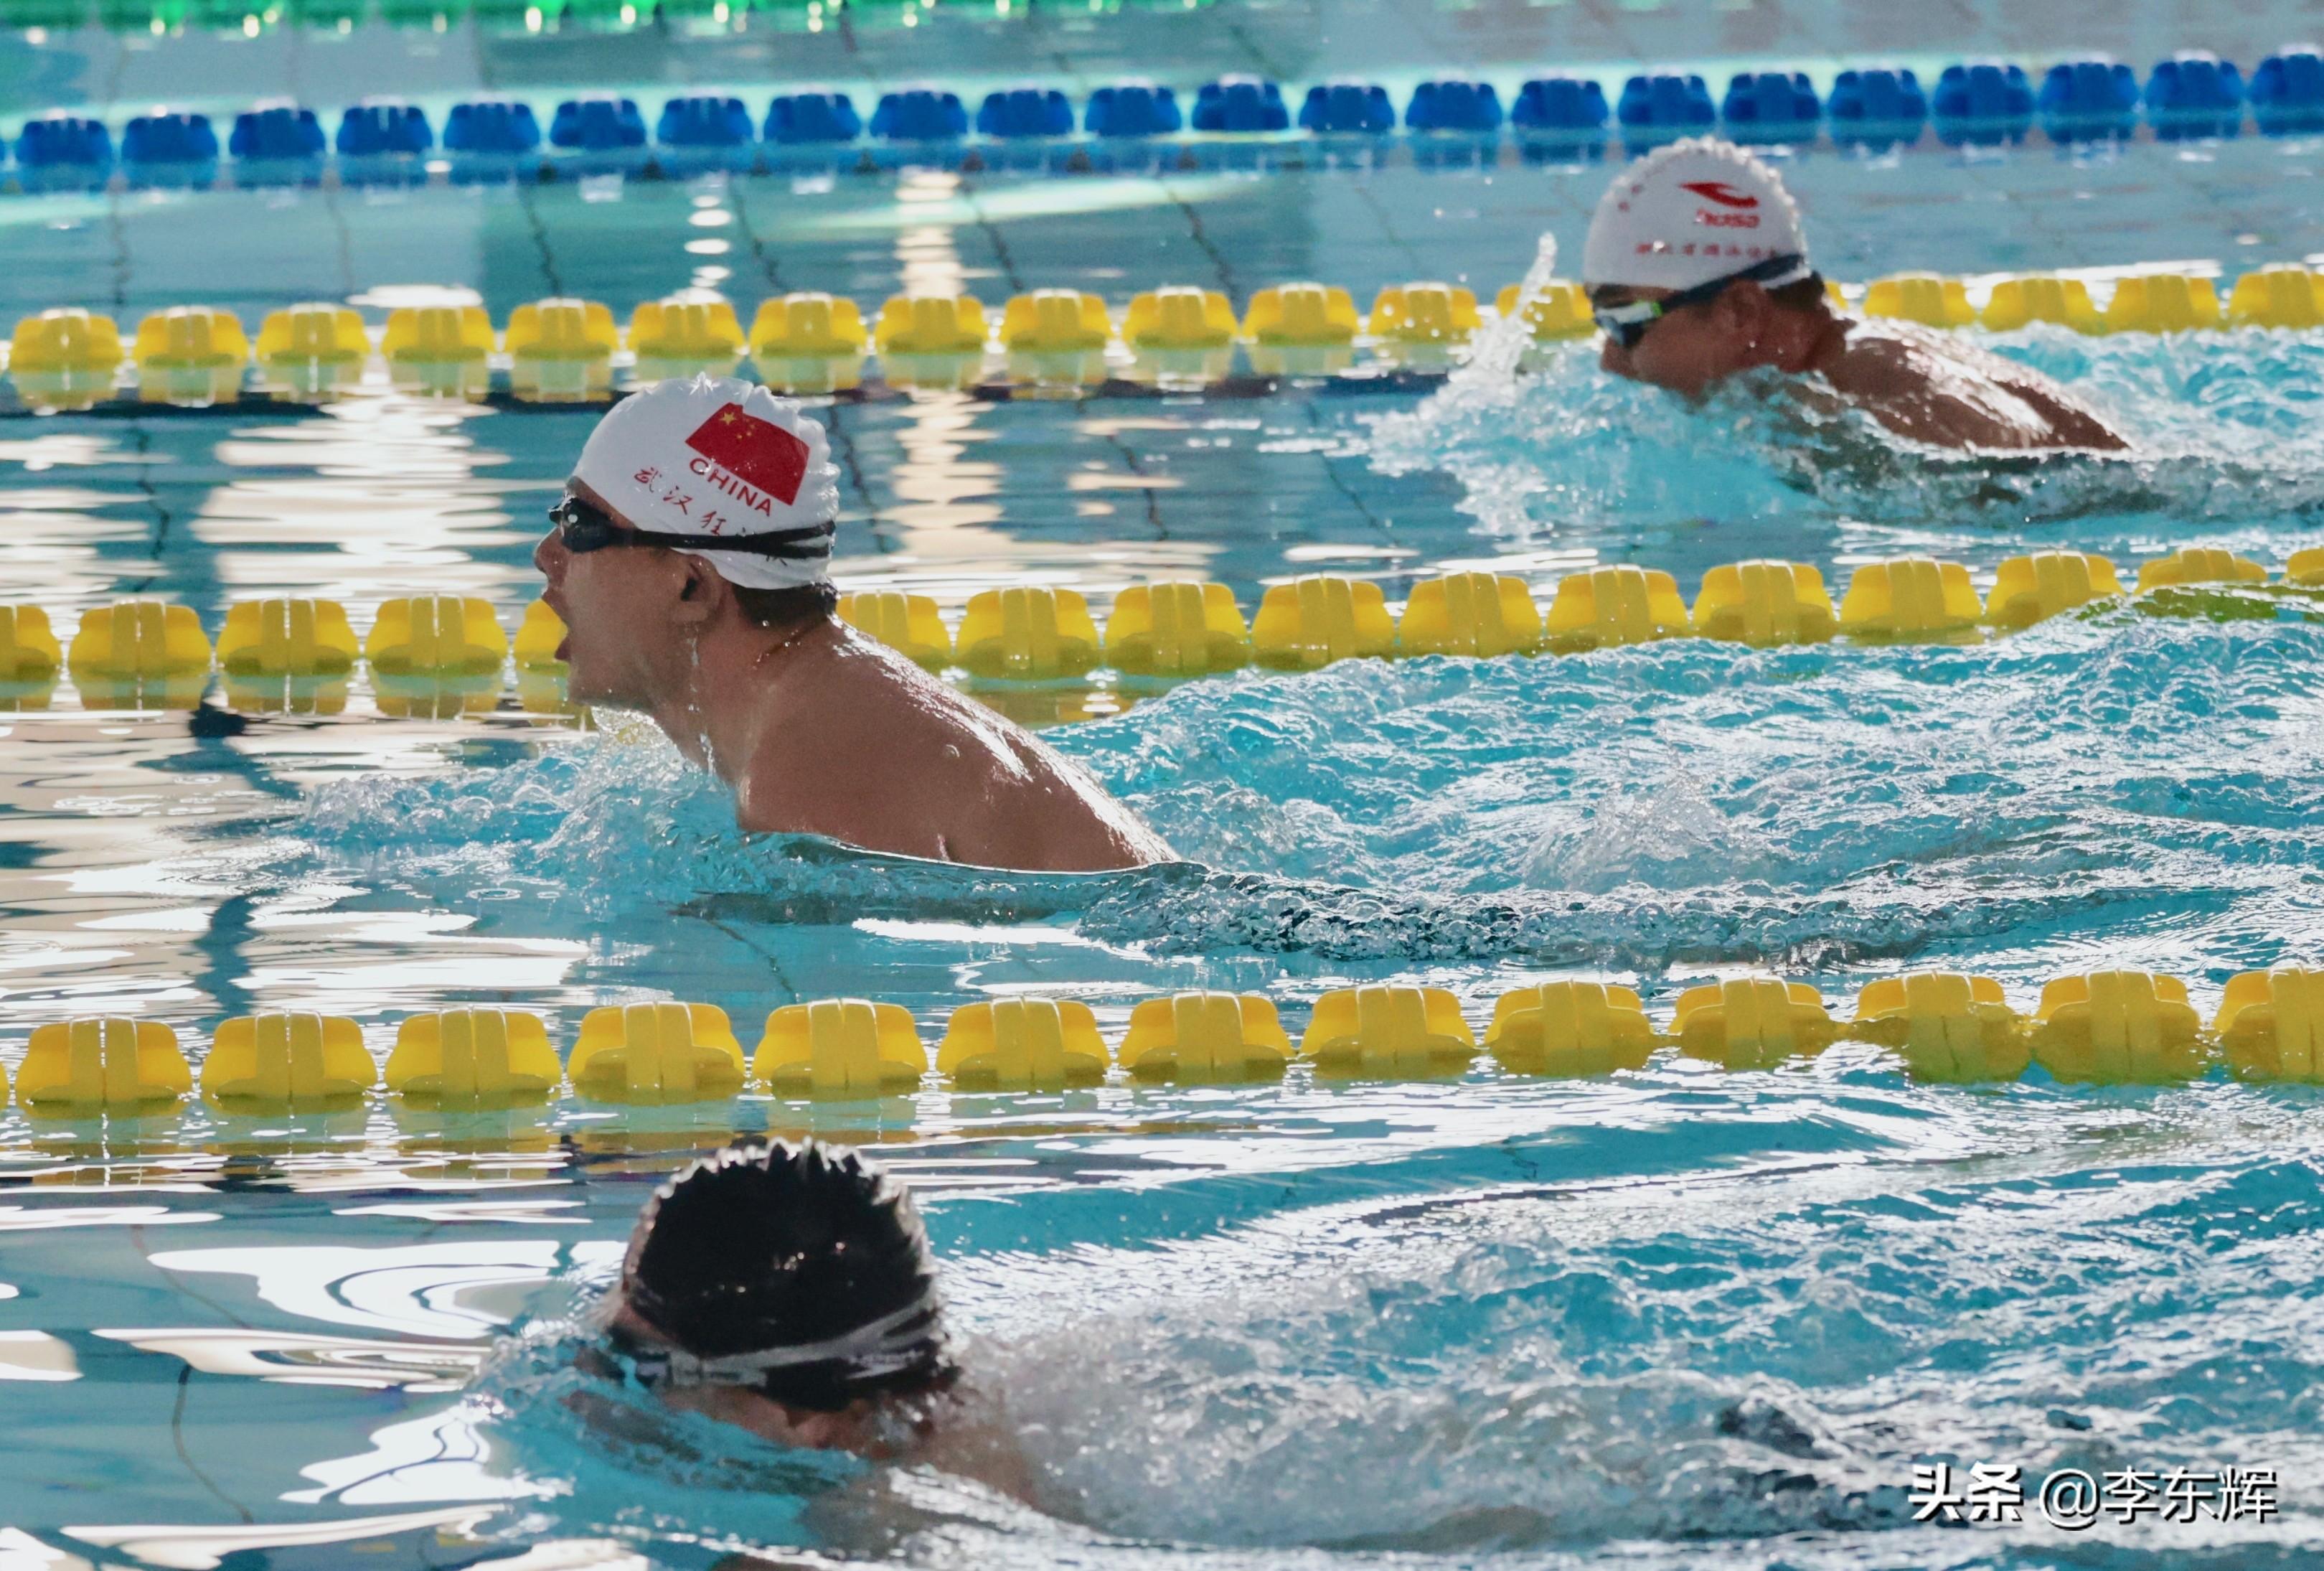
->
<box><xmin>606</xmin><ymin>1299</ymin><xmax>942</xmax><ymax>1396</ymax></box>
<box><xmin>548</xmin><ymin>494</ymin><xmax>837</xmax><ymax>561</ymax></box>
<box><xmin>1589</xmin><ymin>253</ymin><xmax>1816</xmax><ymax>351</ymax></box>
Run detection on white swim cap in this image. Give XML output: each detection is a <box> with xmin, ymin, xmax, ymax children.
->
<box><xmin>1581</xmin><ymin>137</ymin><xmax>1812</xmax><ymax>292</ymax></box>
<box><xmin>571</xmin><ymin>373</ymin><xmax>842</xmax><ymax>591</ymax></box>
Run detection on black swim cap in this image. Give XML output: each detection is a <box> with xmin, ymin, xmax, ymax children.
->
<box><xmin>621</xmin><ymin>1140</ymin><xmax>949</xmax><ymax>1412</ymax></box>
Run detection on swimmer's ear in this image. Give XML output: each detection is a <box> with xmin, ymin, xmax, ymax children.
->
<box><xmin>670</xmin><ymin>555</ymin><xmax>720</xmax><ymax>627</ymax></box>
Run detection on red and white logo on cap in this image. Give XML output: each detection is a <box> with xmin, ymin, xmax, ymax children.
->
<box><xmin>1678</xmin><ymin>179</ymin><xmax>1760</xmax><ymax>209</ymax></box>
<box><xmin>680</xmin><ymin>403</ymin><xmax>811</xmax><ymax>525</ymax></box>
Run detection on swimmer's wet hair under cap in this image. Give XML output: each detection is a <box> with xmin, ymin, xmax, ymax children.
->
<box><xmin>622</xmin><ymin>1139</ymin><xmax>950</xmax><ymax>1411</ymax></box>
<box><xmin>1581</xmin><ymin>136</ymin><xmax>1811</xmax><ymax>293</ymax></box>
<box><xmin>570</xmin><ymin>373</ymin><xmax>842</xmax><ymax>593</ymax></box>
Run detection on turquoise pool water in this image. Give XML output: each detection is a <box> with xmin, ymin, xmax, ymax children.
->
<box><xmin>7</xmin><ymin>43</ymin><xmax>2324</xmax><ymax>1570</ymax></box>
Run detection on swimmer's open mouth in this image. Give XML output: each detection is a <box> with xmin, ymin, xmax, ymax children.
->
<box><xmin>555</xmin><ymin>634</ymin><xmax>572</xmax><ymax>662</ymax></box>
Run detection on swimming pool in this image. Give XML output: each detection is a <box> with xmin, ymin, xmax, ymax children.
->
<box><xmin>7</xmin><ymin>6</ymin><xmax>2324</xmax><ymax>1564</ymax></box>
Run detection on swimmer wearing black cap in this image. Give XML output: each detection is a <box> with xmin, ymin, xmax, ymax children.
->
<box><xmin>600</xmin><ymin>1139</ymin><xmax>1035</xmax><ymax>1501</ymax></box>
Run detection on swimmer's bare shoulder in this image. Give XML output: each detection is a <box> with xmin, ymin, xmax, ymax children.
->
<box><xmin>740</xmin><ymin>627</ymin><xmax>1170</xmax><ymax>871</ymax></box>
<box><xmin>1821</xmin><ymin>319</ymin><xmax>2131</xmax><ymax>452</ymax></box>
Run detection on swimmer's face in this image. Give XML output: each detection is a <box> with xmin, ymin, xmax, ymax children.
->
<box><xmin>603</xmin><ymin>1289</ymin><xmax>878</xmax><ymax>1453</ymax></box>
<box><xmin>533</xmin><ymin>480</ymin><xmax>713</xmax><ymax>709</ymax></box>
<box><xmin>1593</xmin><ymin>280</ymin><xmax>1775</xmax><ymax>398</ymax></box>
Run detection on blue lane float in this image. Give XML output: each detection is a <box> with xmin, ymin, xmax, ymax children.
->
<box><xmin>121</xmin><ymin>110</ymin><xmax>219</xmax><ymax>190</ymax></box>
<box><xmin>2038</xmin><ymin>57</ymin><xmax>2140</xmax><ymax>143</ymax></box>
<box><xmin>2145</xmin><ymin>53</ymin><xmax>2244</xmax><ymax>141</ymax></box>
<box><xmin>1512</xmin><ymin>75</ymin><xmax>1609</xmax><ymax>161</ymax></box>
<box><xmin>1299</xmin><ymin>81</ymin><xmax>1395</xmax><ymax>136</ymax></box>
<box><xmin>2252</xmin><ymin>48</ymin><xmax>2324</xmax><ymax>135</ymax></box>
<box><xmin>1192</xmin><ymin>75</ymin><xmax>1289</xmax><ymax>133</ymax></box>
<box><xmin>14</xmin><ymin>113</ymin><xmax>111</xmax><ymax>191</ymax></box>
<box><xmin>1932</xmin><ymin>60</ymin><xmax>2036</xmax><ymax>146</ymax></box>
<box><xmin>1617</xmin><ymin>72</ymin><xmax>1716</xmax><ymax>151</ymax></box>
<box><xmin>1720</xmin><ymin>70</ymin><xmax>1820</xmax><ymax>144</ymax></box>
<box><xmin>1827</xmin><ymin>67</ymin><xmax>1927</xmax><ymax>152</ymax></box>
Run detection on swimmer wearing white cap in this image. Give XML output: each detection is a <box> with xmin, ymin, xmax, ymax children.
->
<box><xmin>1583</xmin><ymin>139</ymin><xmax>2128</xmax><ymax>451</ymax></box>
<box><xmin>535</xmin><ymin>374</ymin><xmax>1170</xmax><ymax>871</ymax></box>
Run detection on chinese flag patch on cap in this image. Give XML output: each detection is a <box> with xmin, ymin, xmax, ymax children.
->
<box><xmin>684</xmin><ymin>403</ymin><xmax>811</xmax><ymax>506</ymax></box>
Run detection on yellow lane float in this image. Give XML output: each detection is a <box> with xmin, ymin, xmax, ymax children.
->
<box><xmin>1837</xmin><ymin>558</ymin><xmax>1982</xmax><ymax>642</ymax></box>
<box><xmin>2104</xmin><ymin>273</ymin><xmax>2221</xmax><ymax>333</ymax></box>
<box><xmin>0</xmin><ymin>606</ymin><xmax>62</xmax><ymax>679</ymax></box>
<box><xmin>1298</xmin><ymin>985</ymin><xmax>1476</xmax><ymax>1077</ymax></box>
<box><xmin>2226</xmin><ymin>265</ymin><xmax>2324</xmax><ymax>329</ymax></box>
<box><xmin>2213</xmin><ymin>967</ymin><xmax>2324</xmax><ymax>1084</ymax></box>
<box><xmin>9</xmin><ymin>308</ymin><xmax>125</xmax><ymax>375</ymax></box>
<box><xmin>216</xmin><ymin>597</ymin><xmax>359</xmax><ymax>677</ymax></box>
<box><xmin>1104</xmin><ymin>581</ymin><xmax>1251</xmax><ymax>676</ymax></box>
<box><xmin>1862</xmin><ymin>273</ymin><xmax>1976</xmax><ymax>328</ymax></box>
<box><xmin>1690</xmin><ymin>561</ymin><xmax>1835</xmax><ymax>647</ymax></box>
<box><xmin>202</xmin><ymin>1012</ymin><xmax>378</xmax><ymax>1113</ymax></box>
<box><xmin>365</xmin><ymin>595</ymin><xmax>507</xmax><ymax>677</ymax></box>
<box><xmin>956</xmin><ymin>586</ymin><xmax>1101</xmax><ymax>680</ymax></box>
<box><xmin>1543</xmin><ymin>565</ymin><xmax>1688</xmax><ymax>652</ymax></box>
<box><xmin>1243</xmin><ymin>283</ymin><xmax>1360</xmax><ymax>347</ymax></box>
<box><xmin>2135</xmin><ymin>546</ymin><xmax>2269</xmax><ymax>593</ymax></box>
<box><xmin>19</xmin><ymin>1018</ymin><xmax>192</xmax><ymax>1115</ymax></box>
<box><xmin>68</xmin><ymin>600</ymin><xmax>212</xmax><ymax>679</ymax></box>
<box><xmin>2287</xmin><ymin>548</ymin><xmax>2324</xmax><ymax>588</ymax></box>
<box><xmin>839</xmin><ymin>591</ymin><xmax>954</xmax><ymax>670</ymax></box>
<box><xmin>1000</xmin><ymin>290</ymin><xmax>1112</xmax><ymax>353</ymax></box>
<box><xmin>1980</xmin><ymin>275</ymin><xmax>2104</xmax><ymax>334</ymax></box>
<box><xmin>1482</xmin><ymin>981</ymin><xmax>1657</xmax><ymax>1077</ymax></box>
<box><xmin>1122</xmin><ymin>287</ymin><xmax>1238</xmax><ymax>351</ymax></box>
<box><xmin>505</xmin><ymin>297</ymin><xmax>618</xmax><ymax>360</ymax></box>
<box><xmin>568</xmin><ymin>1002</ymin><xmax>746</xmax><ymax>1104</ymax></box>
<box><xmin>513</xmin><ymin>599</ymin><xmax>569</xmax><ymax>670</ymax></box>
<box><xmin>1117</xmin><ymin>991</ymin><xmax>1294</xmax><ymax>1082</ymax></box>
<box><xmin>1673</xmin><ymin>978</ymin><xmax>1837</xmax><ymax>1070</ymax></box>
<box><xmin>255</xmin><ymin>304</ymin><xmax>370</xmax><ymax>365</ymax></box>
<box><xmin>1495</xmin><ymin>281</ymin><xmax>1594</xmax><ymax>340</ymax></box>
<box><xmin>1367</xmin><ymin>283</ymin><xmax>1480</xmax><ymax>345</ymax></box>
<box><xmin>383</xmin><ymin>304</ymin><xmax>495</xmax><ymax>362</ymax></box>
<box><xmin>1849</xmin><ymin>972</ymin><xmax>2028</xmax><ymax>1082</ymax></box>
<box><xmin>2028</xmin><ymin>971</ymin><xmax>2208</xmax><ymax>1083</ymax></box>
<box><xmin>1983</xmin><ymin>551</ymin><xmax>2122</xmax><ymax>630</ymax></box>
<box><xmin>874</xmin><ymin>293</ymin><xmax>989</xmax><ymax>356</ymax></box>
<box><xmin>1251</xmin><ymin>576</ymin><xmax>1396</xmax><ymax>670</ymax></box>
<box><xmin>628</xmin><ymin>294</ymin><xmax>746</xmax><ymax>365</ymax></box>
<box><xmin>750</xmin><ymin>293</ymin><xmax>869</xmax><ymax>359</ymax></box>
<box><xmin>756</xmin><ymin>998</ymin><xmax>926</xmax><ymax>1097</ymax></box>
<box><xmin>385</xmin><ymin>1008</ymin><xmax>563</xmax><ymax>1109</ymax></box>
<box><xmin>938</xmin><ymin>998</ymin><xmax>1110</xmax><ymax>1090</ymax></box>
<box><xmin>1397</xmin><ymin>571</ymin><xmax>1543</xmax><ymax>659</ymax></box>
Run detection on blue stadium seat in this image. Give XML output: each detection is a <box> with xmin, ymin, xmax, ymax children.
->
<box><xmin>657</xmin><ymin>95</ymin><xmax>754</xmax><ymax>148</ymax></box>
<box><xmin>1720</xmin><ymin>70</ymin><xmax>1819</xmax><ymax>143</ymax></box>
<box><xmin>550</xmin><ymin>96</ymin><xmax>648</xmax><ymax>152</ymax></box>
<box><xmin>1617</xmin><ymin>74</ymin><xmax>1715</xmax><ymax>149</ymax></box>
<box><xmin>443</xmin><ymin>99</ymin><xmax>543</xmax><ymax>155</ymax></box>
<box><xmin>977</xmin><ymin>88</ymin><xmax>1074</xmax><ymax>139</ymax></box>
<box><xmin>2038</xmin><ymin>58</ymin><xmax>2139</xmax><ymax>142</ymax></box>
<box><xmin>1085</xmin><ymin>82</ymin><xmax>1181</xmax><ymax>138</ymax></box>
<box><xmin>337</xmin><ymin>100</ymin><xmax>433</xmax><ymax>156</ymax></box>
<box><xmin>871</xmin><ymin>88</ymin><xmax>969</xmax><ymax>142</ymax></box>
<box><xmin>1827</xmin><ymin>67</ymin><xmax>1927</xmax><ymax>150</ymax></box>
<box><xmin>1298</xmin><ymin>81</ymin><xmax>1394</xmax><ymax>136</ymax></box>
<box><xmin>1192</xmin><ymin>76</ymin><xmax>1289</xmax><ymax>133</ymax></box>
<box><xmin>765</xmin><ymin>91</ymin><xmax>861</xmax><ymax>145</ymax></box>
<box><xmin>1406</xmin><ymin>80</ymin><xmax>1502</xmax><ymax>135</ymax></box>
<box><xmin>1931</xmin><ymin>62</ymin><xmax>2035</xmax><ymax>146</ymax></box>
<box><xmin>2252</xmin><ymin>48</ymin><xmax>2324</xmax><ymax>136</ymax></box>
<box><xmin>2145</xmin><ymin>53</ymin><xmax>2243</xmax><ymax>139</ymax></box>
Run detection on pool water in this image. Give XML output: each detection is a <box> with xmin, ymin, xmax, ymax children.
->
<box><xmin>7</xmin><ymin>39</ymin><xmax>2324</xmax><ymax>1571</ymax></box>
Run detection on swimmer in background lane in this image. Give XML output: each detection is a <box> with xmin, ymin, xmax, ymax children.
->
<box><xmin>595</xmin><ymin>1140</ymin><xmax>1039</xmax><ymax>1514</ymax></box>
<box><xmin>534</xmin><ymin>373</ymin><xmax>1171</xmax><ymax>873</ymax></box>
<box><xmin>1581</xmin><ymin>138</ymin><xmax>2131</xmax><ymax>454</ymax></box>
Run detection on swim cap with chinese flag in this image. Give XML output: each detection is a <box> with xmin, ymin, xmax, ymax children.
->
<box><xmin>1581</xmin><ymin>136</ymin><xmax>1811</xmax><ymax>292</ymax></box>
<box><xmin>572</xmin><ymin>372</ymin><xmax>842</xmax><ymax>590</ymax></box>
